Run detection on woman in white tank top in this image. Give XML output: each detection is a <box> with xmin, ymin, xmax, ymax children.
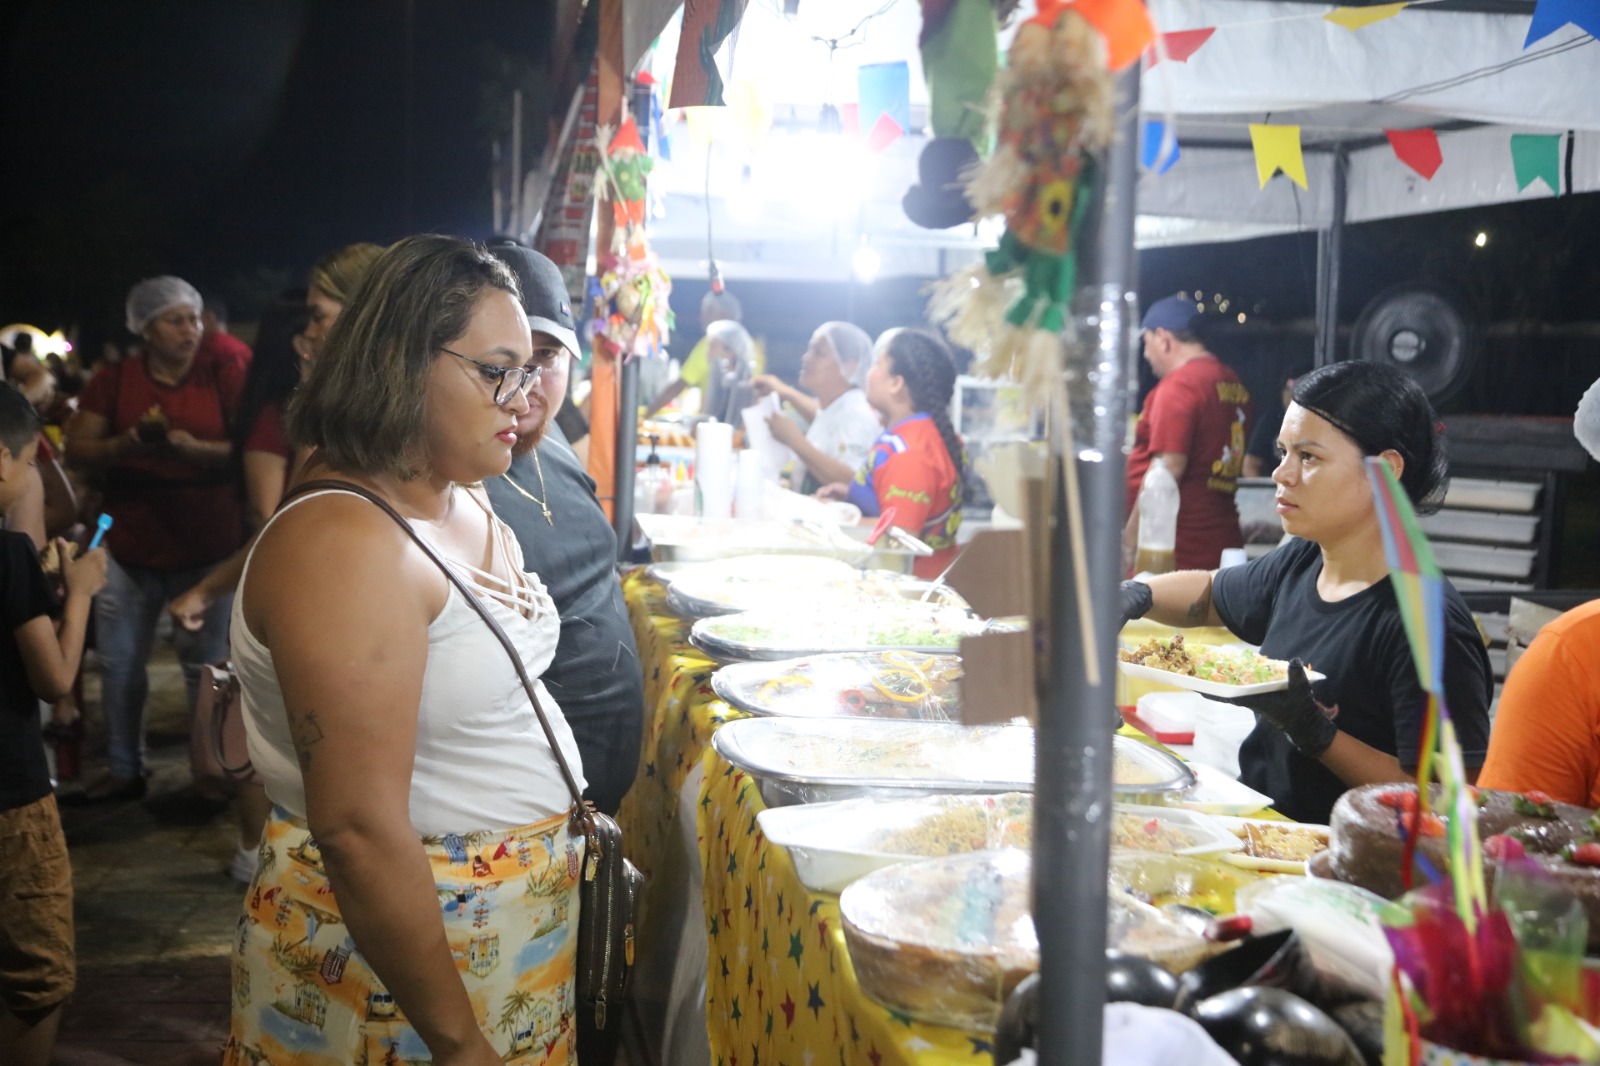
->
<box><xmin>225</xmin><ymin>236</ymin><xmax>584</xmax><ymax>1066</ymax></box>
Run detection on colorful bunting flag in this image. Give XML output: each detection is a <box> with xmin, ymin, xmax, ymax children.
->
<box><xmin>1523</xmin><ymin>0</ymin><xmax>1600</xmax><ymax>48</ymax></box>
<box><xmin>1249</xmin><ymin>124</ymin><xmax>1308</xmax><ymax>189</ymax></box>
<box><xmin>669</xmin><ymin>0</ymin><xmax>752</xmax><ymax>109</ymax></box>
<box><xmin>1366</xmin><ymin>457</ymin><xmax>1487</xmax><ymax>928</ymax></box>
<box><xmin>857</xmin><ymin>62</ymin><xmax>911</xmax><ymax>149</ymax></box>
<box><xmin>1141</xmin><ymin>120</ymin><xmax>1180</xmax><ymax>174</ymax></box>
<box><xmin>1148</xmin><ymin>27</ymin><xmax>1216</xmax><ymax>65</ymax></box>
<box><xmin>1060</xmin><ymin>0</ymin><xmax>1156</xmax><ymax>70</ymax></box>
<box><xmin>1385</xmin><ymin>128</ymin><xmax>1443</xmax><ymax>180</ymax></box>
<box><xmin>1510</xmin><ymin>133</ymin><xmax>1563</xmax><ymax>192</ymax></box>
<box><xmin>864</xmin><ymin>112</ymin><xmax>905</xmax><ymax>153</ymax></box>
<box><xmin>1324</xmin><ymin>2</ymin><xmax>1410</xmax><ymax>30</ymax></box>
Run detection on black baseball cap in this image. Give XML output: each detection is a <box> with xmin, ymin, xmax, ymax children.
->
<box><xmin>487</xmin><ymin>244</ymin><xmax>583</xmax><ymax>359</ymax></box>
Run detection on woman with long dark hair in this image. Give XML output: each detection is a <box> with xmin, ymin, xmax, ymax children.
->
<box><xmin>818</xmin><ymin>328</ymin><xmax>966</xmax><ymax>579</ymax></box>
<box><xmin>1121</xmin><ymin>360</ymin><xmax>1492</xmax><ymax>823</ymax></box>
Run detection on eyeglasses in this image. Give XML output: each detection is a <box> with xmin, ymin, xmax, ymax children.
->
<box><xmin>441</xmin><ymin>347</ymin><xmax>544</xmax><ymax>406</ymax></box>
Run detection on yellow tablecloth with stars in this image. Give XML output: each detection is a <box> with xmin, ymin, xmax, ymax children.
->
<box><xmin>619</xmin><ymin>571</ymin><xmax>990</xmax><ymax>1065</ymax></box>
<box><xmin>697</xmin><ymin>750</ymin><xmax>995</xmax><ymax>1065</ymax></box>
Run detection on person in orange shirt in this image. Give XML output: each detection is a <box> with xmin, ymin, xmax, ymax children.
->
<box><xmin>1478</xmin><ymin>600</ymin><xmax>1600</xmax><ymax>807</ymax></box>
<box><xmin>1479</xmin><ymin>384</ymin><xmax>1600</xmax><ymax>806</ymax></box>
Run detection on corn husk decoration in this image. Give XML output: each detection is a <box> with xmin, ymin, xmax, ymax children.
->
<box><xmin>592</xmin><ymin>118</ymin><xmax>674</xmax><ymax>359</ymax></box>
<box><xmin>929</xmin><ymin>0</ymin><xmax>1114</xmax><ymax>393</ymax></box>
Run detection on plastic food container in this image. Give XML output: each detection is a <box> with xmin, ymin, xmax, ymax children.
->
<box><xmin>656</xmin><ymin>554</ymin><xmax>857</xmax><ymax>617</ymax></box>
<box><xmin>710</xmin><ymin>717</ymin><xmax>1195</xmax><ymax>807</ymax></box>
<box><xmin>758</xmin><ymin>795</ymin><xmax>1237</xmax><ymax>894</ymax></box>
<box><xmin>689</xmin><ymin>602</ymin><xmax>986</xmax><ymax>663</ymax></box>
<box><xmin>711</xmin><ymin>652</ymin><xmax>963</xmax><ymax>722</ymax></box>
<box><xmin>1110</xmin><ymin>850</ymin><xmax>1260</xmax><ymax>918</ymax></box>
<box><xmin>635</xmin><ymin>513</ymin><xmax>917</xmax><ymax>571</ymax></box>
<box><xmin>1214</xmin><ymin>817</ymin><xmax>1330</xmax><ymax>873</ymax></box>
<box><xmin>841</xmin><ymin>849</ymin><xmax>1039</xmax><ymax>1030</ymax></box>
<box><xmin>1175</xmin><ymin>763</ymin><xmax>1275</xmax><ymax>816</ymax></box>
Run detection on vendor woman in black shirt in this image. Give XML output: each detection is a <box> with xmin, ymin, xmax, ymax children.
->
<box><xmin>1121</xmin><ymin>361</ymin><xmax>1491</xmax><ymax>823</ymax></box>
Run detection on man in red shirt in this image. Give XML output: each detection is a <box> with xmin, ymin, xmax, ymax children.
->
<box><xmin>1124</xmin><ymin>295</ymin><xmax>1252</xmax><ymax>572</ymax></box>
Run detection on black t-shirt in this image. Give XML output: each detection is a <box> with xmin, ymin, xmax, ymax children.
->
<box><xmin>1211</xmin><ymin>537</ymin><xmax>1492</xmax><ymax>824</ymax></box>
<box><xmin>486</xmin><ymin>425</ymin><xmax>644</xmax><ymax>816</ymax></box>
<box><xmin>1</xmin><ymin>530</ymin><xmax>60</xmax><ymax>811</ymax></box>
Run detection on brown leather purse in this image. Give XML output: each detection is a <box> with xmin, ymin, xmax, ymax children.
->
<box><xmin>189</xmin><ymin>662</ymin><xmax>258</xmax><ymax>784</ymax></box>
<box><xmin>288</xmin><ymin>480</ymin><xmax>643</xmax><ymax>1031</ymax></box>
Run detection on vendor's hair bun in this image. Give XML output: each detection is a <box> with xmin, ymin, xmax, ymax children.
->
<box><xmin>1291</xmin><ymin>362</ymin><xmax>1449</xmax><ymax>514</ymax></box>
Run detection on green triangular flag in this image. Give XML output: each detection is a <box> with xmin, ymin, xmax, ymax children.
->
<box><xmin>1510</xmin><ymin>133</ymin><xmax>1562</xmax><ymax>193</ymax></box>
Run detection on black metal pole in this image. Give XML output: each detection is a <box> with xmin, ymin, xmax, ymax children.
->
<box><xmin>1314</xmin><ymin>148</ymin><xmax>1348</xmax><ymax>367</ymax></box>
<box><xmin>614</xmin><ymin>357</ymin><xmax>640</xmax><ymax>561</ymax></box>
<box><xmin>1032</xmin><ymin>61</ymin><xmax>1141</xmax><ymax>1066</ymax></box>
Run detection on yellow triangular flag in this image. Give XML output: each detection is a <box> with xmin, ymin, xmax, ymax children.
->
<box><xmin>1250</xmin><ymin>124</ymin><xmax>1308</xmax><ymax>189</ymax></box>
<box><xmin>1324</xmin><ymin>2</ymin><xmax>1409</xmax><ymax>30</ymax></box>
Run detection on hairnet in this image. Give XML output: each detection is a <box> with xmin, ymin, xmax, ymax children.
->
<box><xmin>814</xmin><ymin>321</ymin><xmax>873</xmax><ymax>388</ymax></box>
<box><xmin>705</xmin><ymin>320</ymin><xmax>756</xmax><ymax>378</ymax></box>
<box><xmin>1577</xmin><ymin>377</ymin><xmax>1600</xmax><ymax>463</ymax></box>
<box><xmin>126</xmin><ymin>276</ymin><xmax>203</xmax><ymax>335</ymax></box>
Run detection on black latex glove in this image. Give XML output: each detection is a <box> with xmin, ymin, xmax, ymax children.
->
<box><xmin>1119</xmin><ymin>580</ymin><xmax>1154</xmax><ymax>627</ymax></box>
<box><xmin>1227</xmin><ymin>659</ymin><xmax>1337</xmax><ymax>758</ymax></box>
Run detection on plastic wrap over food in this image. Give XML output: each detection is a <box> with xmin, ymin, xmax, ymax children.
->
<box><xmin>1234</xmin><ymin>876</ymin><xmax>1394</xmax><ymax>1001</ymax></box>
<box><xmin>711</xmin><ymin>652</ymin><xmax>964</xmax><ymax>721</ymax></box>
<box><xmin>1107</xmin><ymin>892</ymin><xmax>1213</xmax><ymax>975</ymax></box>
<box><xmin>666</xmin><ymin>562</ymin><xmax>967</xmax><ymax>619</ymax></box>
<box><xmin>840</xmin><ymin>849</ymin><xmax>1038</xmax><ymax>1030</ymax></box>
<box><xmin>1109</xmin><ymin>851</ymin><xmax>1259</xmax><ymax>917</ymax></box>
<box><xmin>760</xmin><ymin>793</ymin><xmax>1237</xmax><ymax>894</ymax></box>
<box><xmin>690</xmin><ymin>602</ymin><xmax>985</xmax><ymax>662</ymax></box>
<box><xmin>658</xmin><ymin>554</ymin><xmax>857</xmax><ymax>616</ymax></box>
<box><xmin>712</xmin><ymin>717</ymin><xmax>1034</xmax><ymax>808</ymax></box>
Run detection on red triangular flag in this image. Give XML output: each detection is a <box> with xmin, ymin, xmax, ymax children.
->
<box><xmin>864</xmin><ymin>111</ymin><xmax>904</xmax><ymax>153</ymax></box>
<box><xmin>1386</xmin><ymin>128</ymin><xmax>1442</xmax><ymax>180</ymax></box>
<box><xmin>1149</xmin><ymin>27</ymin><xmax>1215</xmax><ymax>65</ymax></box>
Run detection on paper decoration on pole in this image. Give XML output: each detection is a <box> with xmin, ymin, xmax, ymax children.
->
<box><xmin>1065</xmin><ymin>0</ymin><xmax>1156</xmax><ymax>71</ymax></box>
<box><xmin>1147</xmin><ymin>27</ymin><xmax>1215</xmax><ymax>65</ymax></box>
<box><xmin>1365</xmin><ymin>456</ymin><xmax>1486</xmax><ymax>913</ymax></box>
<box><xmin>857</xmin><ymin>62</ymin><xmax>911</xmax><ymax>151</ymax></box>
<box><xmin>1141</xmin><ymin>120</ymin><xmax>1180</xmax><ymax>174</ymax></box>
<box><xmin>1385</xmin><ymin>128</ymin><xmax>1443</xmax><ymax>180</ymax></box>
<box><xmin>1523</xmin><ymin>0</ymin><xmax>1600</xmax><ymax>48</ymax></box>
<box><xmin>1249</xmin><ymin>124</ymin><xmax>1308</xmax><ymax>189</ymax></box>
<box><xmin>1510</xmin><ymin>133</ymin><xmax>1562</xmax><ymax>192</ymax></box>
<box><xmin>669</xmin><ymin>0</ymin><xmax>751</xmax><ymax>108</ymax></box>
<box><xmin>1323</xmin><ymin>2</ymin><xmax>1409</xmax><ymax>30</ymax></box>
<box><xmin>591</xmin><ymin>120</ymin><xmax>675</xmax><ymax>360</ymax></box>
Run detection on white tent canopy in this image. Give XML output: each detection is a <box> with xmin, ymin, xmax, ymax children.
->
<box><xmin>636</xmin><ymin>0</ymin><xmax>1600</xmax><ymax>280</ymax></box>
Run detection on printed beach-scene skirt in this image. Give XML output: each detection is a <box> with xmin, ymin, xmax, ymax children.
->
<box><xmin>224</xmin><ymin>806</ymin><xmax>583</xmax><ymax>1065</ymax></box>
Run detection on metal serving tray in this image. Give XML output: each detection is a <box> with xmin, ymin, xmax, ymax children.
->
<box><xmin>635</xmin><ymin>513</ymin><xmax>917</xmax><ymax>572</ymax></box>
<box><xmin>710</xmin><ymin>717</ymin><xmax>1194</xmax><ymax>808</ymax></box>
<box><xmin>711</xmin><ymin>652</ymin><xmax>964</xmax><ymax>721</ymax></box>
<box><xmin>688</xmin><ymin>604</ymin><xmax>984</xmax><ymax>664</ymax></box>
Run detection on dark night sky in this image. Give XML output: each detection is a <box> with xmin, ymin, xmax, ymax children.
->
<box><xmin>1</xmin><ymin>1</ymin><xmax>553</xmax><ymax>332</ymax></box>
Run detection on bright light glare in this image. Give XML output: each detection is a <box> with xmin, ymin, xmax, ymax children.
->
<box><xmin>852</xmin><ymin>239</ymin><xmax>881</xmax><ymax>284</ymax></box>
<box><xmin>1237</xmin><ymin>313</ymin><xmax>1247</xmax><ymax>323</ymax></box>
<box><xmin>1474</xmin><ymin>231</ymin><xmax>1488</xmax><ymax>248</ymax></box>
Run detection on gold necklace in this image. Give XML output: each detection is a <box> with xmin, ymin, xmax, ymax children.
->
<box><xmin>501</xmin><ymin>452</ymin><xmax>553</xmax><ymax>525</ymax></box>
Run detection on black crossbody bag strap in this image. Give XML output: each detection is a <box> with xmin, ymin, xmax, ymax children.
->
<box><xmin>282</xmin><ymin>479</ymin><xmax>597</xmax><ymax>849</ymax></box>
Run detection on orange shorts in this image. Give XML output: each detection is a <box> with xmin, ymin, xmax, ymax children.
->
<box><xmin>0</xmin><ymin>793</ymin><xmax>75</xmax><ymax>1014</ymax></box>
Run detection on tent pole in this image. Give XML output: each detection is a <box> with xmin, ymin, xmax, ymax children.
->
<box><xmin>614</xmin><ymin>357</ymin><xmax>640</xmax><ymax>561</ymax></box>
<box><xmin>1315</xmin><ymin>148</ymin><xmax>1349</xmax><ymax>367</ymax></box>
<box><xmin>1033</xmin><ymin>60</ymin><xmax>1140</xmax><ymax>1066</ymax></box>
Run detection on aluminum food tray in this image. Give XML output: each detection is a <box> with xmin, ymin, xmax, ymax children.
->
<box><xmin>710</xmin><ymin>653</ymin><xmax>963</xmax><ymax>721</ymax></box>
<box><xmin>711</xmin><ymin>717</ymin><xmax>1194</xmax><ymax>807</ymax></box>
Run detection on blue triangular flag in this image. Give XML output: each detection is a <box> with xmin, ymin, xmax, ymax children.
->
<box><xmin>1524</xmin><ymin>0</ymin><xmax>1600</xmax><ymax>47</ymax></box>
<box><xmin>1141</xmin><ymin>120</ymin><xmax>1180</xmax><ymax>174</ymax></box>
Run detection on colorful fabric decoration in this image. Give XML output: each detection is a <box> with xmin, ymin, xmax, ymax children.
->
<box><xmin>1148</xmin><ymin>26</ymin><xmax>1215</xmax><ymax>65</ymax></box>
<box><xmin>1142</xmin><ymin>119</ymin><xmax>1181</xmax><ymax>174</ymax></box>
<box><xmin>1323</xmin><ymin>2</ymin><xmax>1410</xmax><ymax>31</ymax></box>
<box><xmin>1249</xmin><ymin>123</ymin><xmax>1308</xmax><ymax>189</ymax></box>
<box><xmin>669</xmin><ymin>0</ymin><xmax>751</xmax><ymax>108</ymax></box>
<box><xmin>1523</xmin><ymin>0</ymin><xmax>1600</xmax><ymax>48</ymax></box>
<box><xmin>1510</xmin><ymin>133</ymin><xmax>1563</xmax><ymax>193</ymax></box>
<box><xmin>929</xmin><ymin>0</ymin><xmax>1114</xmax><ymax>386</ymax></box>
<box><xmin>1386</xmin><ymin>128</ymin><xmax>1444</xmax><ymax>180</ymax></box>
<box><xmin>858</xmin><ymin>61</ymin><xmax>912</xmax><ymax>151</ymax></box>
<box><xmin>592</xmin><ymin>120</ymin><xmax>674</xmax><ymax>360</ymax></box>
<box><xmin>903</xmin><ymin>0</ymin><xmax>999</xmax><ymax>229</ymax></box>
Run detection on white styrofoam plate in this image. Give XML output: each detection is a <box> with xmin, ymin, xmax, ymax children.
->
<box><xmin>1117</xmin><ymin>660</ymin><xmax>1326</xmax><ymax>699</ymax></box>
<box><xmin>1213</xmin><ymin>816</ymin><xmax>1330</xmax><ymax>873</ymax></box>
<box><xmin>1176</xmin><ymin>763</ymin><xmax>1276</xmax><ymax>816</ymax></box>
